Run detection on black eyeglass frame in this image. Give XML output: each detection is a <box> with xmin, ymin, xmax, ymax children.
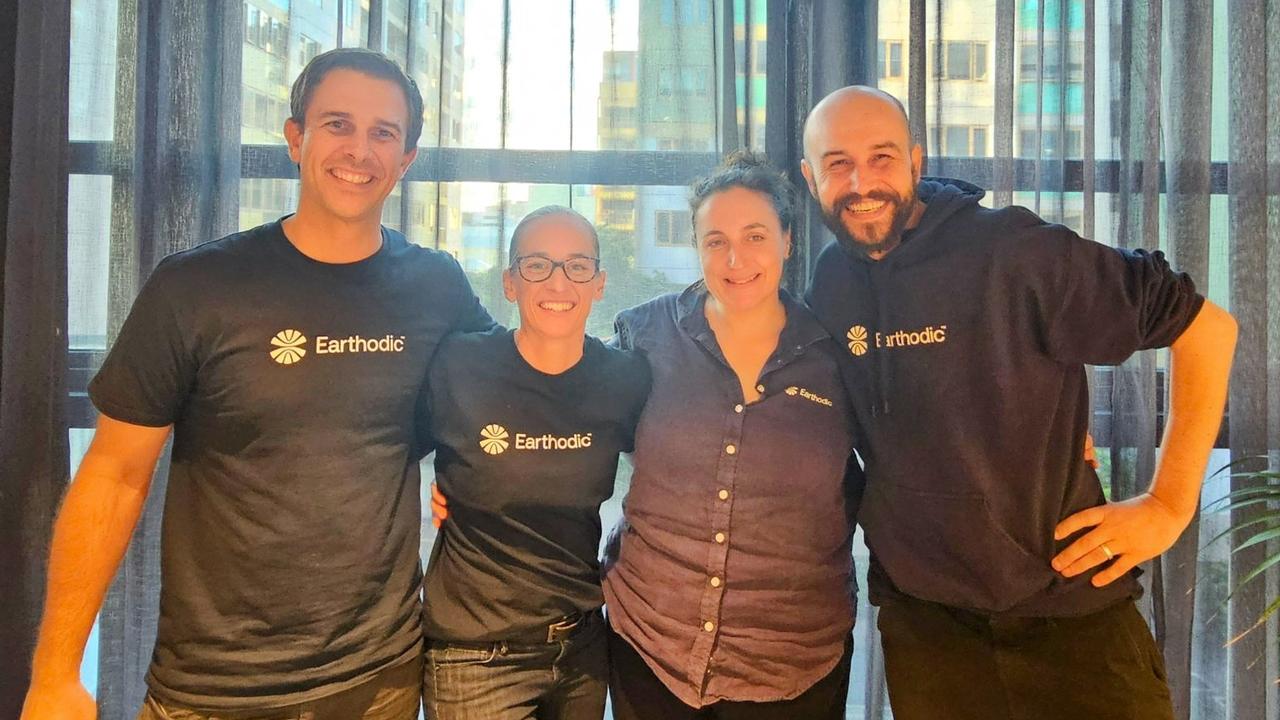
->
<box><xmin>510</xmin><ymin>254</ymin><xmax>602</xmax><ymax>283</ymax></box>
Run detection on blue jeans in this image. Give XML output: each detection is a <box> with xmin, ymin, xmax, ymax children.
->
<box><xmin>423</xmin><ymin>611</ymin><xmax>608</xmax><ymax>720</ymax></box>
<box><xmin>136</xmin><ymin>655</ymin><xmax>422</xmax><ymax>720</ymax></box>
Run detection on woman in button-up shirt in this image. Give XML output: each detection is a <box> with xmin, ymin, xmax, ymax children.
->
<box><xmin>603</xmin><ymin>151</ymin><xmax>862</xmax><ymax>719</ymax></box>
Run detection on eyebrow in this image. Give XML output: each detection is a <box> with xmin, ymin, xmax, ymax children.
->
<box><xmin>316</xmin><ymin>111</ymin><xmax>403</xmax><ymax>133</ymax></box>
<box><xmin>821</xmin><ymin>141</ymin><xmax>903</xmax><ymax>161</ymax></box>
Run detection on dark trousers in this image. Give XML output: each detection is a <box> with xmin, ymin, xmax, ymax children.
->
<box><xmin>136</xmin><ymin>654</ymin><xmax>422</xmax><ymax>720</ymax></box>
<box><xmin>423</xmin><ymin>611</ymin><xmax>608</xmax><ymax>720</ymax></box>
<box><xmin>877</xmin><ymin>594</ymin><xmax>1174</xmax><ymax>720</ymax></box>
<box><xmin>606</xmin><ymin>624</ymin><xmax>852</xmax><ymax>720</ymax></box>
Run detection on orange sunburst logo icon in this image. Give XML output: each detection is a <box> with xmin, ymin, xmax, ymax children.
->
<box><xmin>270</xmin><ymin>329</ymin><xmax>307</xmax><ymax>365</ymax></box>
<box><xmin>846</xmin><ymin>326</ymin><xmax>869</xmax><ymax>356</ymax></box>
<box><xmin>479</xmin><ymin>424</ymin><xmax>510</xmax><ymax>455</ymax></box>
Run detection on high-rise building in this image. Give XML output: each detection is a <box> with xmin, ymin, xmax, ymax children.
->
<box><xmin>877</xmin><ymin>0</ymin><xmax>1113</xmax><ymax>231</ymax></box>
<box><xmin>238</xmin><ymin>0</ymin><xmax>468</xmax><ymax>252</ymax></box>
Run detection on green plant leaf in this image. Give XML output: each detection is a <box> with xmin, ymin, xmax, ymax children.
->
<box><xmin>1229</xmin><ymin>526</ymin><xmax>1280</xmax><ymax>554</ymax></box>
<box><xmin>1209</xmin><ymin>496</ymin><xmax>1280</xmax><ymax>515</ymax></box>
<box><xmin>1227</xmin><ymin>552</ymin><xmax>1280</xmax><ymax>599</ymax></box>
<box><xmin>1204</xmin><ymin>511</ymin><xmax>1280</xmax><ymax>548</ymax></box>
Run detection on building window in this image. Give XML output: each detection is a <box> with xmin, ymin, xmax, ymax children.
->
<box><xmin>935</xmin><ymin>125</ymin><xmax>990</xmax><ymax>156</ymax></box>
<box><xmin>298</xmin><ymin>35</ymin><xmax>321</xmax><ymax>67</ymax></box>
<box><xmin>932</xmin><ymin>41</ymin><xmax>988</xmax><ymax>81</ymax></box>
<box><xmin>654</xmin><ymin>210</ymin><xmax>692</xmax><ymax>247</ymax></box>
<box><xmin>879</xmin><ymin>40</ymin><xmax>904</xmax><ymax>79</ymax></box>
<box><xmin>1018</xmin><ymin>127</ymin><xmax>1083</xmax><ymax>158</ymax></box>
<box><xmin>1020</xmin><ymin>42</ymin><xmax>1084</xmax><ymax>82</ymax></box>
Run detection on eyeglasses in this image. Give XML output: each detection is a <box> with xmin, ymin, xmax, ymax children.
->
<box><xmin>512</xmin><ymin>255</ymin><xmax>601</xmax><ymax>283</ymax></box>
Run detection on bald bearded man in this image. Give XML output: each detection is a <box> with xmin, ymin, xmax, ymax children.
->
<box><xmin>800</xmin><ymin>86</ymin><xmax>1236</xmax><ymax>720</ymax></box>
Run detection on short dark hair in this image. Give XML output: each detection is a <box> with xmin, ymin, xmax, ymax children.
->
<box><xmin>290</xmin><ymin>48</ymin><xmax>425</xmax><ymax>150</ymax></box>
<box><xmin>508</xmin><ymin>206</ymin><xmax>601</xmax><ymax>266</ymax></box>
<box><xmin>689</xmin><ymin>150</ymin><xmax>796</xmax><ymax>238</ymax></box>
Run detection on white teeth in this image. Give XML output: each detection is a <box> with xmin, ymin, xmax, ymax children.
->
<box><xmin>539</xmin><ymin>301</ymin><xmax>575</xmax><ymax>312</ymax></box>
<box><xmin>726</xmin><ymin>275</ymin><xmax>759</xmax><ymax>285</ymax></box>
<box><xmin>848</xmin><ymin>200</ymin><xmax>887</xmax><ymax>214</ymax></box>
<box><xmin>331</xmin><ymin>168</ymin><xmax>373</xmax><ymax>184</ymax></box>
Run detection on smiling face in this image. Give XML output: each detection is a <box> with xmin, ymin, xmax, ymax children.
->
<box><xmin>694</xmin><ymin>186</ymin><xmax>791</xmax><ymax>315</ymax></box>
<box><xmin>801</xmin><ymin>87</ymin><xmax>923</xmax><ymax>258</ymax></box>
<box><xmin>503</xmin><ymin>213</ymin><xmax>605</xmax><ymax>342</ymax></box>
<box><xmin>284</xmin><ymin>68</ymin><xmax>418</xmax><ymax>225</ymax></box>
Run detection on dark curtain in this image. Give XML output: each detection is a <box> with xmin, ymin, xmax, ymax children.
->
<box><xmin>0</xmin><ymin>1</ymin><xmax>71</xmax><ymax>717</ymax></box>
<box><xmin>93</xmin><ymin>2</ymin><xmax>242</xmax><ymax>716</ymax></box>
<box><xmin>11</xmin><ymin>1</ymin><xmax>1278</xmax><ymax>718</ymax></box>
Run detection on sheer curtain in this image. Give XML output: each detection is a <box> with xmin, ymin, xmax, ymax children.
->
<box><xmin>5</xmin><ymin>1</ymin><xmax>1275</xmax><ymax>718</ymax></box>
<box><xmin>781</xmin><ymin>2</ymin><xmax>1277</xmax><ymax>719</ymax></box>
<box><xmin>60</xmin><ymin>0</ymin><xmax>741</xmax><ymax>716</ymax></box>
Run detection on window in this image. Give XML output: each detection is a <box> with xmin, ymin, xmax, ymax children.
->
<box><xmin>654</xmin><ymin>209</ymin><xmax>692</xmax><ymax>247</ymax></box>
<box><xmin>935</xmin><ymin>125</ymin><xmax>990</xmax><ymax>156</ymax></box>
<box><xmin>932</xmin><ymin>41</ymin><xmax>988</xmax><ymax>81</ymax></box>
<box><xmin>298</xmin><ymin>35</ymin><xmax>321</xmax><ymax>67</ymax></box>
<box><xmin>1018</xmin><ymin>127</ymin><xmax>1083</xmax><ymax>158</ymax></box>
<box><xmin>946</xmin><ymin>42</ymin><xmax>972</xmax><ymax>80</ymax></box>
<box><xmin>1020</xmin><ymin>42</ymin><xmax>1084</xmax><ymax>82</ymax></box>
<box><xmin>879</xmin><ymin>40</ymin><xmax>904</xmax><ymax>79</ymax></box>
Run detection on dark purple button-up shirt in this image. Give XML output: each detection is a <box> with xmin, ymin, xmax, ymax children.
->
<box><xmin>603</xmin><ymin>283</ymin><xmax>861</xmax><ymax>707</ymax></box>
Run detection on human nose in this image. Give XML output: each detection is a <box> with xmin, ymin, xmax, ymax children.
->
<box><xmin>547</xmin><ymin>263</ymin><xmax>573</xmax><ymax>288</ymax></box>
<box><xmin>726</xmin><ymin>244</ymin><xmax>743</xmax><ymax>268</ymax></box>
<box><xmin>849</xmin><ymin>167</ymin><xmax>871</xmax><ymax>196</ymax></box>
<box><xmin>344</xmin><ymin>132</ymin><xmax>373</xmax><ymax>162</ymax></box>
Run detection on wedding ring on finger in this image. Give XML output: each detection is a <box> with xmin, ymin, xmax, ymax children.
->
<box><xmin>1101</xmin><ymin>543</ymin><xmax>1115</xmax><ymax>560</ymax></box>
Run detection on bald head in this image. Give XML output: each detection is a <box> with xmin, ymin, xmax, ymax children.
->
<box><xmin>803</xmin><ymin>86</ymin><xmax>913</xmax><ymax>163</ymax></box>
<box><xmin>798</xmin><ymin>85</ymin><xmax>924</xmax><ymax>260</ymax></box>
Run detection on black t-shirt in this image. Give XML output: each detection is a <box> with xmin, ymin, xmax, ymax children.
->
<box><xmin>88</xmin><ymin>220</ymin><xmax>492</xmax><ymax>709</ymax></box>
<box><xmin>421</xmin><ymin>328</ymin><xmax>651</xmax><ymax>642</ymax></box>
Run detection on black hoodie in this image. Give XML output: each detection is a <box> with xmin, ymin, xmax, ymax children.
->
<box><xmin>806</xmin><ymin>178</ymin><xmax>1205</xmax><ymax>617</ymax></box>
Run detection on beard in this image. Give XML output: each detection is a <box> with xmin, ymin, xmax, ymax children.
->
<box><xmin>819</xmin><ymin>181</ymin><xmax>919</xmax><ymax>258</ymax></box>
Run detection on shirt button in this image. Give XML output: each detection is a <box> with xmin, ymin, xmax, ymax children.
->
<box><xmin>718</xmin><ymin>489</ymin><xmax>729</xmax><ymax>501</ymax></box>
<box><xmin>710</xmin><ymin>576</ymin><xmax>722</xmax><ymax>587</ymax></box>
<box><xmin>734</xmin><ymin>403</ymin><xmax>743</xmax><ymax>413</ymax></box>
<box><xmin>755</xmin><ymin>384</ymin><xmax>765</xmax><ymax>394</ymax></box>
<box><xmin>703</xmin><ymin>621</ymin><xmax>715</xmax><ymax>632</ymax></box>
<box><xmin>725</xmin><ymin>444</ymin><xmax>737</xmax><ymax>455</ymax></box>
<box><xmin>714</xmin><ymin>532</ymin><xmax>726</xmax><ymax>544</ymax></box>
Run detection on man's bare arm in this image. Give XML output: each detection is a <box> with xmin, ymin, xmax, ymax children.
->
<box><xmin>21</xmin><ymin>415</ymin><xmax>172</xmax><ymax>720</ymax></box>
<box><xmin>1053</xmin><ymin>299</ymin><xmax>1237</xmax><ymax>585</ymax></box>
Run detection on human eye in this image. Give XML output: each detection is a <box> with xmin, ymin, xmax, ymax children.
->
<box><xmin>522</xmin><ymin>257</ymin><xmax>552</xmax><ymax>273</ymax></box>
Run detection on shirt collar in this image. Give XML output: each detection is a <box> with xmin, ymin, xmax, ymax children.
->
<box><xmin>675</xmin><ymin>280</ymin><xmax>832</xmax><ymax>351</ymax></box>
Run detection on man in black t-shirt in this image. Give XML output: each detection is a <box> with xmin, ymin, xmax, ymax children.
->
<box><xmin>421</xmin><ymin>206</ymin><xmax>650</xmax><ymax>720</ymax></box>
<box><xmin>22</xmin><ymin>49</ymin><xmax>491</xmax><ymax>720</ymax></box>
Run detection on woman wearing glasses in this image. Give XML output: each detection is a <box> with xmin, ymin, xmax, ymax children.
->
<box><xmin>418</xmin><ymin>205</ymin><xmax>650</xmax><ymax>720</ymax></box>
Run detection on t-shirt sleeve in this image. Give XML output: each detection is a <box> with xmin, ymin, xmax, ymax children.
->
<box><xmin>412</xmin><ymin>350</ymin><xmax>442</xmax><ymax>462</ymax></box>
<box><xmin>88</xmin><ymin>258</ymin><xmax>197</xmax><ymax>427</ymax></box>
<box><xmin>1035</xmin><ymin>227</ymin><xmax>1205</xmax><ymax>365</ymax></box>
<box><xmin>445</xmin><ymin>254</ymin><xmax>495</xmax><ymax>334</ymax></box>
